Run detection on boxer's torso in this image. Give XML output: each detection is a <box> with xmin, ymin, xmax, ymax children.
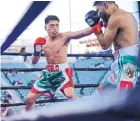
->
<box><xmin>42</xmin><ymin>33</ymin><xmax>69</xmax><ymax>64</ymax></box>
<box><xmin>112</xmin><ymin>9</ymin><xmax>138</xmax><ymax>50</ymax></box>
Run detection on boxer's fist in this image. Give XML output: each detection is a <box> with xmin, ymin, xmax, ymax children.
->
<box><xmin>85</xmin><ymin>10</ymin><xmax>102</xmax><ymax>35</ymax></box>
<box><xmin>85</xmin><ymin>10</ymin><xmax>100</xmax><ymax>27</ymax></box>
<box><xmin>33</xmin><ymin>37</ymin><xmax>46</xmax><ymax>56</ymax></box>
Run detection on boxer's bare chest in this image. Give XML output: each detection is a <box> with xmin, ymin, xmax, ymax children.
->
<box><xmin>113</xmin><ymin>12</ymin><xmax>137</xmax><ymax>51</ymax></box>
<box><xmin>42</xmin><ymin>37</ymin><xmax>67</xmax><ymax>56</ymax></box>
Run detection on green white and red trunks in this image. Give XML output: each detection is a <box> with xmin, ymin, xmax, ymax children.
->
<box><xmin>31</xmin><ymin>62</ymin><xmax>74</xmax><ymax>95</ymax></box>
<box><xmin>103</xmin><ymin>44</ymin><xmax>140</xmax><ymax>90</ymax></box>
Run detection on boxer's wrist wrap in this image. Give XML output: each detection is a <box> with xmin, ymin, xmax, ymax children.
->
<box><xmin>33</xmin><ymin>45</ymin><xmax>41</xmax><ymax>56</ymax></box>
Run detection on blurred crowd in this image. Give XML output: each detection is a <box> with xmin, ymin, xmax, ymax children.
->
<box><xmin>1</xmin><ymin>91</ymin><xmax>14</xmax><ymax>117</ymax></box>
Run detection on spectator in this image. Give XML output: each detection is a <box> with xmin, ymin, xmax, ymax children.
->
<box><xmin>5</xmin><ymin>92</ymin><xmax>12</xmax><ymax>100</ymax></box>
<box><xmin>7</xmin><ymin>71</ymin><xmax>16</xmax><ymax>77</ymax></box>
<box><xmin>13</xmin><ymin>80</ymin><xmax>23</xmax><ymax>86</ymax></box>
<box><xmin>18</xmin><ymin>47</ymin><xmax>27</xmax><ymax>62</ymax></box>
<box><xmin>1</xmin><ymin>99</ymin><xmax>14</xmax><ymax>117</ymax></box>
<box><xmin>27</xmin><ymin>80</ymin><xmax>35</xmax><ymax>88</ymax></box>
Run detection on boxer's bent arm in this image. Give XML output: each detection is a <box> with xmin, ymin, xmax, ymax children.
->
<box><xmin>95</xmin><ymin>16</ymin><xmax>119</xmax><ymax>50</ymax></box>
<box><xmin>65</xmin><ymin>27</ymin><xmax>92</xmax><ymax>40</ymax></box>
<box><xmin>31</xmin><ymin>55</ymin><xmax>41</xmax><ymax>65</ymax></box>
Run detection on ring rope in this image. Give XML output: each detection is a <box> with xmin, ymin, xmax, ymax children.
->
<box><xmin>1</xmin><ymin>52</ymin><xmax>114</xmax><ymax>57</ymax></box>
<box><xmin>1</xmin><ymin>84</ymin><xmax>99</xmax><ymax>90</ymax></box>
<box><xmin>1</xmin><ymin>99</ymin><xmax>67</xmax><ymax>107</ymax></box>
<box><xmin>1</xmin><ymin>67</ymin><xmax>111</xmax><ymax>72</ymax></box>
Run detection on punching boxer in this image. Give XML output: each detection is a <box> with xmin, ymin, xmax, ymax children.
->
<box><xmin>25</xmin><ymin>15</ymin><xmax>93</xmax><ymax>111</ymax></box>
<box><xmin>85</xmin><ymin>1</ymin><xmax>140</xmax><ymax>92</ymax></box>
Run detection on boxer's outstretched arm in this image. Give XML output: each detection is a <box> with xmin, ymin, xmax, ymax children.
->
<box><xmin>65</xmin><ymin>27</ymin><xmax>93</xmax><ymax>40</ymax></box>
<box><xmin>95</xmin><ymin>16</ymin><xmax>119</xmax><ymax>50</ymax></box>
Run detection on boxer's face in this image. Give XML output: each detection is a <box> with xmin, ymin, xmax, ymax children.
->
<box><xmin>45</xmin><ymin>20</ymin><xmax>59</xmax><ymax>37</ymax></box>
<box><xmin>95</xmin><ymin>3</ymin><xmax>110</xmax><ymax>22</ymax></box>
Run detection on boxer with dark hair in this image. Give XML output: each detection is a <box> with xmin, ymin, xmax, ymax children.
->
<box><xmin>85</xmin><ymin>1</ymin><xmax>140</xmax><ymax>92</ymax></box>
<box><xmin>25</xmin><ymin>15</ymin><xmax>93</xmax><ymax>111</ymax></box>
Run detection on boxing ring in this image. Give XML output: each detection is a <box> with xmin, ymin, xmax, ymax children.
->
<box><xmin>1</xmin><ymin>51</ymin><xmax>140</xmax><ymax>121</ymax></box>
<box><xmin>1</xmin><ymin>1</ymin><xmax>140</xmax><ymax>121</ymax></box>
<box><xmin>1</xmin><ymin>52</ymin><xmax>112</xmax><ymax>108</ymax></box>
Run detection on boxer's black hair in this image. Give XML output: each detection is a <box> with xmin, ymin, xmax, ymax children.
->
<box><xmin>93</xmin><ymin>1</ymin><xmax>118</xmax><ymax>7</ymax></box>
<box><xmin>45</xmin><ymin>15</ymin><xmax>60</xmax><ymax>25</ymax></box>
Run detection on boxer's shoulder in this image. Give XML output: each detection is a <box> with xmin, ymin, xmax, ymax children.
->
<box><xmin>108</xmin><ymin>14</ymin><xmax>120</xmax><ymax>26</ymax></box>
<box><xmin>59</xmin><ymin>32</ymin><xmax>71</xmax><ymax>41</ymax></box>
<box><xmin>115</xmin><ymin>9</ymin><xmax>132</xmax><ymax>20</ymax></box>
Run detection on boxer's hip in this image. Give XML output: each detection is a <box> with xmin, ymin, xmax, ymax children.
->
<box><xmin>103</xmin><ymin>44</ymin><xmax>140</xmax><ymax>89</ymax></box>
<box><xmin>45</xmin><ymin>62</ymin><xmax>69</xmax><ymax>72</ymax></box>
<box><xmin>112</xmin><ymin>44</ymin><xmax>139</xmax><ymax>71</ymax></box>
<box><xmin>31</xmin><ymin>62</ymin><xmax>73</xmax><ymax>93</ymax></box>
<box><xmin>113</xmin><ymin>44</ymin><xmax>139</xmax><ymax>59</ymax></box>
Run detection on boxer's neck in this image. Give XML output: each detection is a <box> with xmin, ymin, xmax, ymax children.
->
<box><xmin>49</xmin><ymin>35</ymin><xmax>59</xmax><ymax>41</ymax></box>
<box><xmin>111</xmin><ymin>5</ymin><xmax>119</xmax><ymax>15</ymax></box>
<box><xmin>109</xmin><ymin>5</ymin><xmax>119</xmax><ymax>16</ymax></box>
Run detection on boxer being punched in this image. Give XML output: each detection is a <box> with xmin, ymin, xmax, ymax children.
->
<box><xmin>25</xmin><ymin>15</ymin><xmax>93</xmax><ymax>111</ymax></box>
<box><xmin>85</xmin><ymin>1</ymin><xmax>140</xmax><ymax>92</ymax></box>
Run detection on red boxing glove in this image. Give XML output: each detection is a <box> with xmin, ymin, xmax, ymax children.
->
<box><xmin>33</xmin><ymin>37</ymin><xmax>46</xmax><ymax>56</ymax></box>
<box><xmin>92</xmin><ymin>23</ymin><xmax>102</xmax><ymax>35</ymax></box>
<box><xmin>34</xmin><ymin>37</ymin><xmax>46</xmax><ymax>48</ymax></box>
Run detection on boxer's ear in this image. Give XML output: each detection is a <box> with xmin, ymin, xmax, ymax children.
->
<box><xmin>44</xmin><ymin>25</ymin><xmax>47</xmax><ymax>31</ymax></box>
<box><xmin>103</xmin><ymin>3</ymin><xmax>108</xmax><ymax>10</ymax></box>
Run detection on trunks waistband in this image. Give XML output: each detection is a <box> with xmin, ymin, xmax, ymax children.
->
<box><xmin>45</xmin><ymin>62</ymin><xmax>69</xmax><ymax>72</ymax></box>
<box><xmin>113</xmin><ymin>44</ymin><xmax>139</xmax><ymax>59</ymax></box>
